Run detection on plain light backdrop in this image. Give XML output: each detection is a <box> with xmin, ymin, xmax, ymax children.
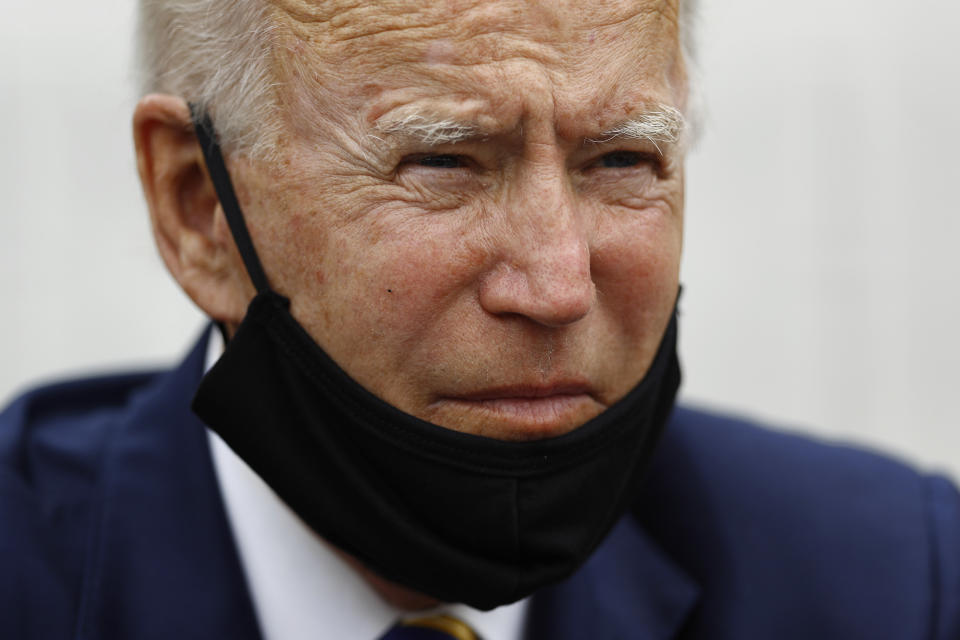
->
<box><xmin>2</xmin><ymin>1</ymin><xmax>958</xmax><ymax>479</ymax></box>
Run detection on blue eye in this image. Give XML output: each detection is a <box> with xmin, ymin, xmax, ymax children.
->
<box><xmin>417</xmin><ymin>154</ymin><xmax>465</xmax><ymax>168</ymax></box>
<box><xmin>599</xmin><ymin>151</ymin><xmax>644</xmax><ymax>168</ymax></box>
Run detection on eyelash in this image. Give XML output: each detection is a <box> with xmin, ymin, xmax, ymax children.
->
<box><xmin>414</xmin><ymin>154</ymin><xmax>468</xmax><ymax>169</ymax></box>
<box><xmin>403</xmin><ymin>151</ymin><xmax>661</xmax><ymax>173</ymax></box>
<box><xmin>592</xmin><ymin>151</ymin><xmax>659</xmax><ymax>170</ymax></box>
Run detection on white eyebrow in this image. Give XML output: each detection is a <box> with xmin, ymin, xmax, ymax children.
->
<box><xmin>374</xmin><ymin>114</ymin><xmax>482</xmax><ymax>145</ymax></box>
<box><xmin>373</xmin><ymin>103</ymin><xmax>688</xmax><ymax>150</ymax></box>
<box><xmin>589</xmin><ymin>104</ymin><xmax>687</xmax><ymax>151</ymax></box>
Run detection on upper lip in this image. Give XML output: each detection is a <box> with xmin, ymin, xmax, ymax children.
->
<box><xmin>444</xmin><ymin>381</ymin><xmax>596</xmax><ymax>401</ymax></box>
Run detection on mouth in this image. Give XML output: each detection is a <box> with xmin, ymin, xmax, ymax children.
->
<box><xmin>427</xmin><ymin>382</ymin><xmax>606</xmax><ymax>441</ymax></box>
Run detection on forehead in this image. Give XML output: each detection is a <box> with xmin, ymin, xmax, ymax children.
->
<box><xmin>270</xmin><ymin>0</ymin><xmax>679</xmax><ymax>43</ymax></box>
<box><xmin>268</xmin><ymin>0</ymin><xmax>684</xmax><ymax>139</ymax></box>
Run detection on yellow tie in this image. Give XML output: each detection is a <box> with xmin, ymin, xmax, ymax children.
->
<box><xmin>399</xmin><ymin>614</ymin><xmax>480</xmax><ymax>640</ymax></box>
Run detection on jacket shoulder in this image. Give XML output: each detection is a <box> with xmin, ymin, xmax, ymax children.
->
<box><xmin>0</xmin><ymin>370</ymin><xmax>163</xmax><ymax>496</ymax></box>
<box><xmin>636</xmin><ymin>406</ymin><xmax>960</xmax><ymax>639</ymax></box>
<box><xmin>0</xmin><ymin>368</ymin><xmax>177</xmax><ymax>638</ymax></box>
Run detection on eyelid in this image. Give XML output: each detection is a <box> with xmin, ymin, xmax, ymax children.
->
<box><xmin>583</xmin><ymin>150</ymin><xmax>663</xmax><ymax>172</ymax></box>
<box><xmin>399</xmin><ymin>152</ymin><xmax>476</xmax><ymax>170</ymax></box>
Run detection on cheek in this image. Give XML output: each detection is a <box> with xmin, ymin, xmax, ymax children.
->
<box><xmin>594</xmin><ymin>209</ymin><xmax>682</xmax><ymax>334</ymax></box>
<box><xmin>274</xmin><ymin>212</ymin><xmax>333</xmax><ymax>294</ymax></box>
<box><xmin>599</xmin><ymin>206</ymin><xmax>680</xmax><ymax>276</ymax></box>
<box><xmin>312</xmin><ymin>217</ymin><xmax>488</xmax><ymax>362</ymax></box>
<box><xmin>360</xmin><ymin>233</ymin><xmax>484</xmax><ymax>332</ymax></box>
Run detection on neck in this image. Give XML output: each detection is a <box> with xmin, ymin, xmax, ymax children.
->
<box><xmin>336</xmin><ymin>546</ymin><xmax>443</xmax><ymax>610</ymax></box>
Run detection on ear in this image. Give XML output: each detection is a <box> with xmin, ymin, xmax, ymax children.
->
<box><xmin>133</xmin><ymin>94</ymin><xmax>253</xmax><ymax>325</ymax></box>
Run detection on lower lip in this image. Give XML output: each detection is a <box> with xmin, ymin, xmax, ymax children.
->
<box><xmin>436</xmin><ymin>394</ymin><xmax>601</xmax><ymax>437</ymax></box>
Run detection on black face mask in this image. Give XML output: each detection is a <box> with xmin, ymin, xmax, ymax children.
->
<box><xmin>188</xmin><ymin>107</ymin><xmax>682</xmax><ymax>610</ymax></box>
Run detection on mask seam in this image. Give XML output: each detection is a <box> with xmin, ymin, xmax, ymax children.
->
<box><xmin>511</xmin><ymin>476</ymin><xmax>521</xmax><ymax>600</ymax></box>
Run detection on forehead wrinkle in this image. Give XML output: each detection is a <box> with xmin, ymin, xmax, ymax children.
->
<box><xmin>561</xmin><ymin>0</ymin><xmax>677</xmax><ymax>31</ymax></box>
<box><xmin>270</xmin><ymin>0</ymin><xmax>517</xmax><ymax>48</ymax></box>
<box><xmin>267</xmin><ymin>3</ymin><xmax>563</xmax><ymax>108</ymax></box>
<box><xmin>266</xmin><ymin>1</ymin><xmax>686</xmax><ymax>153</ymax></box>
<box><xmin>268</xmin><ymin>0</ymin><xmax>681</xmax><ymax>103</ymax></box>
<box><xmin>268</xmin><ymin>0</ymin><xmax>479</xmax><ymax>26</ymax></box>
<box><xmin>268</xmin><ymin>0</ymin><xmax>341</xmax><ymax>24</ymax></box>
<box><xmin>270</xmin><ymin>0</ymin><xmax>672</xmax><ymax>64</ymax></box>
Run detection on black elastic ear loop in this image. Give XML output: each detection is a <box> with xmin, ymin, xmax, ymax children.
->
<box><xmin>189</xmin><ymin>103</ymin><xmax>271</xmax><ymax>295</ymax></box>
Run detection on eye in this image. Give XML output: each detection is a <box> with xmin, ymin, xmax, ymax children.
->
<box><xmin>596</xmin><ymin>151</ymin><xmax>650</xmax><ymax>169</ymax></box>
<box><xmin>413</xmin><ymin>154</ymin><xmax>468</xmax><ymax>169</ymax></box>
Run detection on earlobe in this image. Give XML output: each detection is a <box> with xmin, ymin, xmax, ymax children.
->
<box><xmin>133</xmin><ymin>94</ymin><xmax>251</xmax><ymax>324</ymax></box>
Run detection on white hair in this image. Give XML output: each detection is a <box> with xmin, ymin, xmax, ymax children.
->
<box><xmin>376</xmin><ymin>104</ymin><xmax>687</xmax><ymax>152</ymax></box>
<box><xmin>376</xmin><ymin>115</ymin><xmax>481</xmax><ymax>146</ymax></box>
<box><xmin>135</xmin><ymin>0</ymin><xmax>281</xmax><ymax>158</ymax></box>
<box><xmin>135</xmin><ymin>0</ymin><xmax>700</xmax><ymax>159</ymax></box>
<box><xmin>591</xmin><ymin>105</ymin><xmax>687</xmax><ymax>151</ymax></box>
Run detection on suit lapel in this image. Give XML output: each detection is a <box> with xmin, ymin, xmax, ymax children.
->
<box><xmin>75</xmin><ymin>328</ymin><xmax>262</xmax><ymax>640</ymax></box>
<box><xmin>524</xmin><ymin>514</ymin><xmax>699</xmax><ymax>640</ymax></box>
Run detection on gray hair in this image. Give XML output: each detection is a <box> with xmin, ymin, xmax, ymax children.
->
<box><xmin>135</xmin><ymin>0</ymin><xmax>280</xmax><ymax>158</ymax></box>
<box><xmin>135</xmin><ymin>0</ymin><xmax>699</xmax><ymax>159</ymax></box>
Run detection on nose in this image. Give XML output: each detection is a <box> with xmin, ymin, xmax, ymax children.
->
<box><xmin>479</xmin><ymin>182</ymin><xmax>596</xmax><ymax>328</ymax></box>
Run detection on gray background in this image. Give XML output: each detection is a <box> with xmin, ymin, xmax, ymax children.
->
<box><xmin>2</xmin><ymin>0</ymin><xmax>958</xmax><ymax>479</ymax></box>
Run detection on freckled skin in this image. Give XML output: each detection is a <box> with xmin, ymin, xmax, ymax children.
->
<box><xmin>223</xmin><ymin>0</ymin><xmax>686</xmax><ymax>440</ymax></box>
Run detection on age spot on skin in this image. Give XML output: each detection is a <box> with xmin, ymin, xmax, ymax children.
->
<box><xmin>424</xmin><ymin>40</ymin><xmax>457</xmax><ymax>64</ymax></box>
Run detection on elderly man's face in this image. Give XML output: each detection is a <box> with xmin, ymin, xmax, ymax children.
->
<box><xmin>228</xmin><ymin>0</ymin><xmax>685</xmax><ymax>441</ymax></box>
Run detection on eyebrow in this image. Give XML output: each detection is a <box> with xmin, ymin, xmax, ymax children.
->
<box><xmin>372</xmin><ymin>103</ymin><xmax>687</xmax><ymax>149</ymax></box>
<box><xmin>373</xmin><ymin>114</ymin><xmax>484</xmax><ymax>145</ymax></box>
<box><xmin>589</xmin><ymin>104</ymin><xmax>687</xmax><ymax>151</ymax></box>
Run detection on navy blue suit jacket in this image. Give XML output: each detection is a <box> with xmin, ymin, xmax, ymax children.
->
<box><xmin>2</xmin><ymin>330</ymin><xmax>959</xmax><ymax>639</ymax></box>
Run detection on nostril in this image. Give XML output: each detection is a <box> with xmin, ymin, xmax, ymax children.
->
<box><xmin>534</xmin><ymin>279</ymin><xmax>596</xmax><ymax>327</ymax></box>
<box><xmin>479</xmin><ymin>260</ymin><xmax>596</xmax><ymax>328</ymax></box>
